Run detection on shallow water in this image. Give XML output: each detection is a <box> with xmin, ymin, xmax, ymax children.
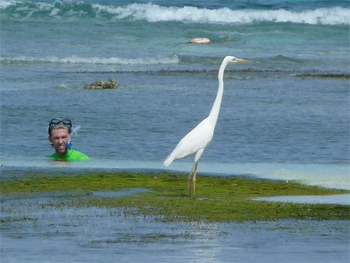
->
<box><xmin>255</xmin><ymin>194</ymin><xmax>350</xmax><ymax>205</ymax></box>
<box><xmin>1</xmin><ymin>190</ymin><xmax>349</xmax><ymax>263</ymax></box>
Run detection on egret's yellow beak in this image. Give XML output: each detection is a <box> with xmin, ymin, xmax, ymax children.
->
<box><xmin>236</xmin><ymin>58</ymin><xmax>251</xmax><ymax>63</ymax></box>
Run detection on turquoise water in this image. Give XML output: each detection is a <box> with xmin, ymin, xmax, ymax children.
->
<box><xmin>0</xmin><ymin>0</ymin><xmax>349</xmax><ymax>185</ymax></box>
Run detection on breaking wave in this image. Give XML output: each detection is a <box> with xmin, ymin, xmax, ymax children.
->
<box><xmin>1</xmin><ymin>1</ymin><xmax>348</xmax><ymax>25</ymax></box>
<box><xmin>0</xmin><ymin>54</ymin><xmax>180</xmax><ymax>65</ymax></box>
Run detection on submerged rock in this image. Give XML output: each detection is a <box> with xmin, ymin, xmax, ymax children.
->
<box><xmin>84</xmin><ymin>78</ymin><xmax>118</xmax><ymax>89</ymax></box>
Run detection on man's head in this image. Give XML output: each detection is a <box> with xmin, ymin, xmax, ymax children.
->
<box><xmin>48</xmin><ymin>118</ymin><xmax>72</xmax><ymax>156</ymax></box>
<box><xmin>48</xmin><ymin>118</ymin><xmax>72</xmax><ymax>136</ymax></box>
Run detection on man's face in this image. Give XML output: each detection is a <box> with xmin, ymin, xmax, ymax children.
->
<box><xmin>49</xmin><ymin>129</ymin><xmax>70</xmax><ymax>156</ymax></box>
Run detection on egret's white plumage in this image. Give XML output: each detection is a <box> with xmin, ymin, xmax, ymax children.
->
<box><xmin>164</xmin><ymin>55</ymin><xmax>250</xmax><ymax>198</ymax></box>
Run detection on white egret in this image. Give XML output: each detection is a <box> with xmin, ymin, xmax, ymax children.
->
<box><xmin>164</xmin><ymin>56</ymin><xmax>250</xmax><ymax>198</ymax></box>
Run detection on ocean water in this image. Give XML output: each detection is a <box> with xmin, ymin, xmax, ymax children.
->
<box><xmin>1</xmin><ymin>1</ymin><xmax>350</xmax><ymax>262</ymax></box>
<box><xmin>0</xmin><ymin>0</ymin><xmax>349</xmax><ymax>189</ymax></box>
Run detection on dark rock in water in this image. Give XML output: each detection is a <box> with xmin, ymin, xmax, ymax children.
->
<box><xmin>84</xmin><ymin>78</ymin><xmax>118</xmax><ymax>89</ymax></box>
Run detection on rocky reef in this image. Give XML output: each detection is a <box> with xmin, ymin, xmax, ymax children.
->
<box><xmin>84</xmin><ymin>78</ymin><xmax>118</xmax><ymax>89</ymax></box>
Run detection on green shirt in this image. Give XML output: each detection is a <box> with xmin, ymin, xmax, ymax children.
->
<box><xmin>47</xmin><ymin>149</ymin><xmax>90</xmax><ymax>161</ymax></box>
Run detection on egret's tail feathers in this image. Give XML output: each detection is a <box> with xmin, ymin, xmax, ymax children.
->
<box><xmin>163</xmin><ymin>155</ymin><xmax>174</xmax><ymax>167</ymax></box>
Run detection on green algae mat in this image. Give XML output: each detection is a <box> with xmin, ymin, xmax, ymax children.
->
<box><xmin>1</xmin><ymin>172</ymin><xmax>349</xmax><ymax>222</ymax></box>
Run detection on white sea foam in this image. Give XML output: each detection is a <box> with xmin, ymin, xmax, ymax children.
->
<box><xmin>0</xmin><ymin>54</ymin><xmax>179</xmax><ymax>65</ymax></box>
<box><xmin>1</xmin><ymin>1</ymin><xmax>348</xmax><ymax>25</ymax></box>
<box><xmin>0</xmin><ymin>0</ymin><xmax>16</xmax><ymax>9</ymax></box>
<box><xmin>93</xmin><ymin>3</ymin><xmax>349</xmax><ymax>25</ymax></box>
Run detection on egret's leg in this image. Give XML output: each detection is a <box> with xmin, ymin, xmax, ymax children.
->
<box><xmin>192</xmin><ymin>164</ymin><xmax>198</xmax><ymax>198</ymax></box>
<box><xmin>190</xmin><ymin>150</ymin><xmax>203</xmax><ymax>198</ymax></box>
<box><xmin>188</xmin><ymin>173</ymin><xmax>192</xmax><ymax>198</ymax></box>
<box><xmin>188</xmin><ymin>163</ymin><xmax>196</xmax><ymax>198</ymax></box>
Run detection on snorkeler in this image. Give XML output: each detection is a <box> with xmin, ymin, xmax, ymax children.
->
<box><xmin>47</xmin><ymin>118</ymin><xmax>90</xmax><ymax>161</ymax></box>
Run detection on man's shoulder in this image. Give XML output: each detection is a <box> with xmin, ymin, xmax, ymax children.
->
<box><xmin>69</xmin><ymin>149</ymin><xmax>90</xmax><ymax>161</ymax></box>
<box><xmin>47</xmin><ymin>153</ymin><xmax>59</xmax><ymax>158</ymax></box>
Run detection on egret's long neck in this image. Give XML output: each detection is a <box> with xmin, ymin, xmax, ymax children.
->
<box><xmin>208</xmin><ymin>62</ymin><xmax>227</xmax><ymax>126</ymax></box>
